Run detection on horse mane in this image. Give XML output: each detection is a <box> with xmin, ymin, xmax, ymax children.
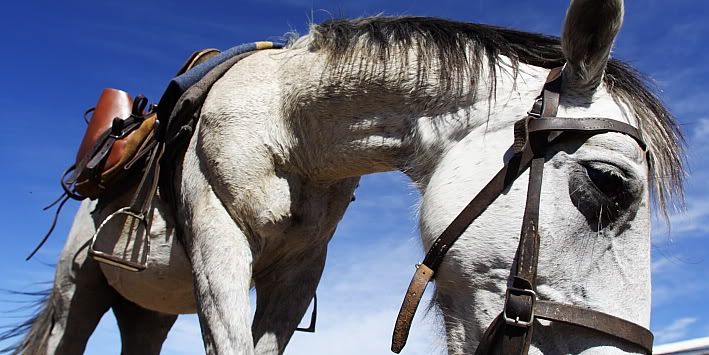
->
<box><xmin>303</xmin><ymin>16</ymin><xmax>685</xmax><ymax>216</ymax></box>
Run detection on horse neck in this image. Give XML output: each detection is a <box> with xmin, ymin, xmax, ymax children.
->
<box><xmin>280</xmin><ymin>49</ymin><xmax>534</xmax><ymax>185</ymax></box>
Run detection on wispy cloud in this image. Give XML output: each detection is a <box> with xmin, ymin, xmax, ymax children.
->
<box><xmin>653</xmin><ymin>199</ymin><xmax>709</xmax><ymax>240</ymax></box>
<box><xmin>162</xmin><ymin>315</ymin><xmax>205</xmax><ymax>355</ymax></box>
<box><xmin>652</xmin><ymin>280</ymin><xmax>704</xmax><ymax>308</ymax></box>
<box><xmin>156</xmin><ymin>236</ymin><xmax>442</xmax><ymax>355</ymax></box>
<box><xmin>651</xmin><ymin>257</ymin><xmax>674</xmax><ymax>274</ymax></box>
<box><xmin>86</xmin><ymin>314</ymin><xmax>121</xmax><ymax>355</ymax></box>
<box><xmin>691</xmin><ymin>118</ymin><xmax>709</xmax><ymax>141</ymax></box>
<box><xmin>654</xmin><ymin>317</ymin><xmax>698</xmax><ymax>344</ymax></box>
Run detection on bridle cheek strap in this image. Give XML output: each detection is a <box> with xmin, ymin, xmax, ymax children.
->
<box><xmin>392</xmin><ymin>67</ymin><xmax>652</xmax><ymax>354</ymax></box>
<box><xmin>391</xmin><ymin>123</ymin><xmax>538</xmax><ymax>353</ymax></box>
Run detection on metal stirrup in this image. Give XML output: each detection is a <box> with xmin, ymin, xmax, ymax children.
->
<box><xmin>88</xmin><ymin>207</ymin><xmax>151</xmax><ymax>272</ymax></box>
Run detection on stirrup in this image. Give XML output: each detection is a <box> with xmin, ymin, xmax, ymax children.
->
<box><xmin>89</xmin><ymin>207</ymin><xmax>150</xmax><ymax>272</ymax></box>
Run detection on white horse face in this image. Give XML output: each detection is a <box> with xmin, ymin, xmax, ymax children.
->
<box><xmin>420</xmin><ymin>84</ymin><xmax>651</xmax><ymax>353</ymax></box>
<box><xmin>418</xmin><ymin>0</ymin><xmax>653</xmax><ymax>353</ymax></box>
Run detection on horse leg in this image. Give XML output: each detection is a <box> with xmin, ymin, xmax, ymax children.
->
<box><xmin>27</xmin><ymin>201</ymin><xmax>119</xmax><ymax>355</ymax></box>
<box><xmin>251</xmin><ymin>248</ymin><xmax>327</xmax><ymax>355</ymax></box>
<box><xmin>49</xmin><ymin>259</ymin><xmax>117</xmax><ymax>355</ymax></box>
<box><xmin>249</xmin><ymin>178</ymin><xmax>358</xmax><ymax>355</ymax></box>
<box><xmin>180</xmin><ymin>172</ymin><xmax>255</xmax><ymax>354</ymax></box>
<box><xmin>112</xmin><ymin>296</ymin><xmax>178</xmax><ymax>355</ymax></box>
<box><xmin>18</xmin><ymin>254</ymin><xmax>116</xmax><ymax>355</ymax></box>
<box><xmin>184</xmin><ymin>207</ymin><xmax>255</xmax><ymax>354</ymax></box>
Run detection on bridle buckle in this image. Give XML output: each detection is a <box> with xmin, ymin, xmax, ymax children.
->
<box><xmin>526</xmin><ymin>97</ymin><xmax>543</xmax><ymax>118</ymax></box>
<box><xmin>503</xmin><ymin>287</ymin><xmax>537</xmax><ymax>328</ymax></box>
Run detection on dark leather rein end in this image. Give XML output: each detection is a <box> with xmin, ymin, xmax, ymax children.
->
<box><xmin>392</xmin><ymin>67</ymin><xmax>653</xmax><ymax>354</ymax></box>
<box><xmin>392</xmin><ymin>264</ymin><xmax>433</xmax><ymax>353</ymax></box>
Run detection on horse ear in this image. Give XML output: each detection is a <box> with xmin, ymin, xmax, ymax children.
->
<box><xmin>561</xmin><ymin>0</ymin><xmax>624</xmax><ymax>92</ymax></box>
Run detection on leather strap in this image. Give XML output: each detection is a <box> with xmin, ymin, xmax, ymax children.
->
<box><xmin>527</xmin><ymin>117</ymin><xmax>644</xmax><ymax>149</ymax></box>
<box><xmin>392</xmin><ymin>70</ymin><xmax>564</xmax><ymax>353</ymax></box>
<box><xmin>535</xmin><ymin>301</ymin><xmax>653</xmax><ymax>354</ymax></box>
<box><xmin>474</xmin><ymin>314</ymin><xmax>504</xmax><ymax>355</ymax></box>
<box><xmin>129</xmin><ymin>142</ymin><xmax>164</xmax><ymax>215</ymax></box>
<box><xmin>392</xmin><ymin>118</ymin><xmax>539</xmax><ymax>353</ymax></box>
<box><xmin>500</xmin><ymin>150</ymin><xmax>544</xmax><ymax>354</ymax></box>
<box><xmin>498</xmin><ymin>66</ymin><xmax>562</xmax><ymax>355</ymax></box>
<box><xmin>392</xmin><ymin>264</ymin><xmax>434</xmax><ymax>352</ymax></box>
<box><xmin>475</xmin><ymin>301</ymin><xmax>653</xmax><ymax>355</ymax></box>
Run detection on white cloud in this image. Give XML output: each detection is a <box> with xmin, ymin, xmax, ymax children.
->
<box><xmin>85</xmin><ymin>314</ymin><xmax>121</xmax><ymax>355</ymax></box>
<box><xmin>693</xmin><ymin>118</ymin><xmax>709</xmax><ymax>140</ymax></box>
<box><xmin>651</xmin><ymin>257</ymin><xmax>674</xmax><ymax>274</ymax></box>
<box><xmin>286</xmin><ymin>308</ymin><xmax>444</xmax><ymax>355</ymax></box>
<box><xmin>653</xmin><ymin>198</ymin><xmax>709</xmax><ymax>242</ymax></box>
<box><xmin>149</xmin><ymin>236</ymin><xmax>442</xmax><ymax>355</ymax></box>
<box><xmin>654</xmin><ymin>317</ymin><xmax>698</xmax><ymax>344</ymax></box>
<box><xmin>161</xmin><ymin>306</ymin><xmax>445</xmax><ymax>355</ymax></box>
<box><xmin>162</xmin><ymin>315</ymin><xmax>205</xmax><ymax>355</ymax></box>
<box><xmin>285</xmin><ymin>242</ymin><xmax>443</xmax><ymax>355</ymax></box>
<box><xmin>652</xmin><ymin>281</ymin><xmax>703</xmax><ymax>308</ymax></box>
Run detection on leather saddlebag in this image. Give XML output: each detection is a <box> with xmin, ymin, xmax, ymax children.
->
<box><xmin>71</xmin><ymin>88</ymin><xmax>156</xmax><ymax>199</ymax></box>
<box><xmin>66</xmin><ymin>48</ymin><xmax>220</xmax><ymax>200</ymax></box>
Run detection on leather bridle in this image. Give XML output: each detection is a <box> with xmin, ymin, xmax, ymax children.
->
<box><xmin>391</xmin><ymin>67</ymin><xmax>654</xmax><ymax>354</ymax></box>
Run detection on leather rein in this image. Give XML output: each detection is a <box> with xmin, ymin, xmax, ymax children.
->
<box><xmin>391</xmin><ymin>67</ymin><xmax>654</xmax><ymax>354</ymax></box>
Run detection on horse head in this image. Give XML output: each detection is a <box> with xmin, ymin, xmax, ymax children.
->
<box><xmin>417</xmin><ymin>0</ymin><xmax>683</xmax><ymax>353</ymax></box>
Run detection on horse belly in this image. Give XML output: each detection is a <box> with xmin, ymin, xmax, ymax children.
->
<box><xmin>97</xmin><ymin>196</ymin><xmax>197</xmax><ymax>315</ymax></box>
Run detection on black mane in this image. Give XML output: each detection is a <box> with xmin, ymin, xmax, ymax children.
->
<box><xmin>308</xmin><ymin>16</ymin><xmax>684</xmax><ymax>214</ymax></box>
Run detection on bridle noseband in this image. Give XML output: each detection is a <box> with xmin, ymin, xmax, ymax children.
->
<box><xmin>392</xmin><ymin>67</ymin><xmax>653</xmax><ymax>354</ymax></box>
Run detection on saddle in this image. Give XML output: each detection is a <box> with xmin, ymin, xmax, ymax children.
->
<box><xmin>65</xmin><ymin>49</ymin><xmax>221</xmax><ymax>200</ymax></box>
<box><xmin>26</xmin><ymin>40</ymin><xmax>316</xmax><ymax>334</ymax></box>
<box><xmin>65</xmin><ymin>40</ymin><xmax>317</xmax><ymax>333</ymax></box>
<box><xmin>68</xmin><ymin>89</ymin><xmax>155</xmax><ymax>199</ymax></box>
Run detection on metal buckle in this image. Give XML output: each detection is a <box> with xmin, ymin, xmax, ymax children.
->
<box><xmin>526</xmin><ymin>97</ymin><xmax>543</xmax><ymax>118</ymax></box>
<box><xmin>89</xmin><ymin>207</ymin><xmax>150</xmax><ymax>272</ymax></box>
<box><xmin>109</xmin><ymin>115</ymin><xmax>144</xmax><ymax>139</ymax></box>
<box><xmin>503</xmin><ymin>287</ymin><xmax>537</xmax><ymax>327</ymax></box>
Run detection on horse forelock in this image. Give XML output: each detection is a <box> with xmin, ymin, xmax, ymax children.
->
<box><xmin>297</xmin><ymin>16</ymin><xmax>685</xmax><ymax>216</ymax></box>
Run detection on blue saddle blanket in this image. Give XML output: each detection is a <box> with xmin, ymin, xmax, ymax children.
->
<box><xmin>156</xmin><ymin>41</ymin><xmax>284</xmax><ymax>138</ymax></box>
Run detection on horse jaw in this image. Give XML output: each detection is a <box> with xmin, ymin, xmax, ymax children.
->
<box><xmin>417</xmin><ymin>61</ymin><xmax>651</xmax><ymax>354</ymax></box>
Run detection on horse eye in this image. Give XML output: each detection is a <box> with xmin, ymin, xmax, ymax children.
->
<box><xmin>569</xmin><ymin>161</ymin><xmax>641</xmax><ymax>230</ymax></box>
<box><xmin>584</xmin><ymin>163</ymin><xmax>626</xmax><ymax>198</ymax></box>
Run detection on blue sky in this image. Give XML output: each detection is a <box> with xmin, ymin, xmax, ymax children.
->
<box><xmin>1</xmin><ymin>0</ymin><xmax>707</xmax><ymax>353</ymax></box>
